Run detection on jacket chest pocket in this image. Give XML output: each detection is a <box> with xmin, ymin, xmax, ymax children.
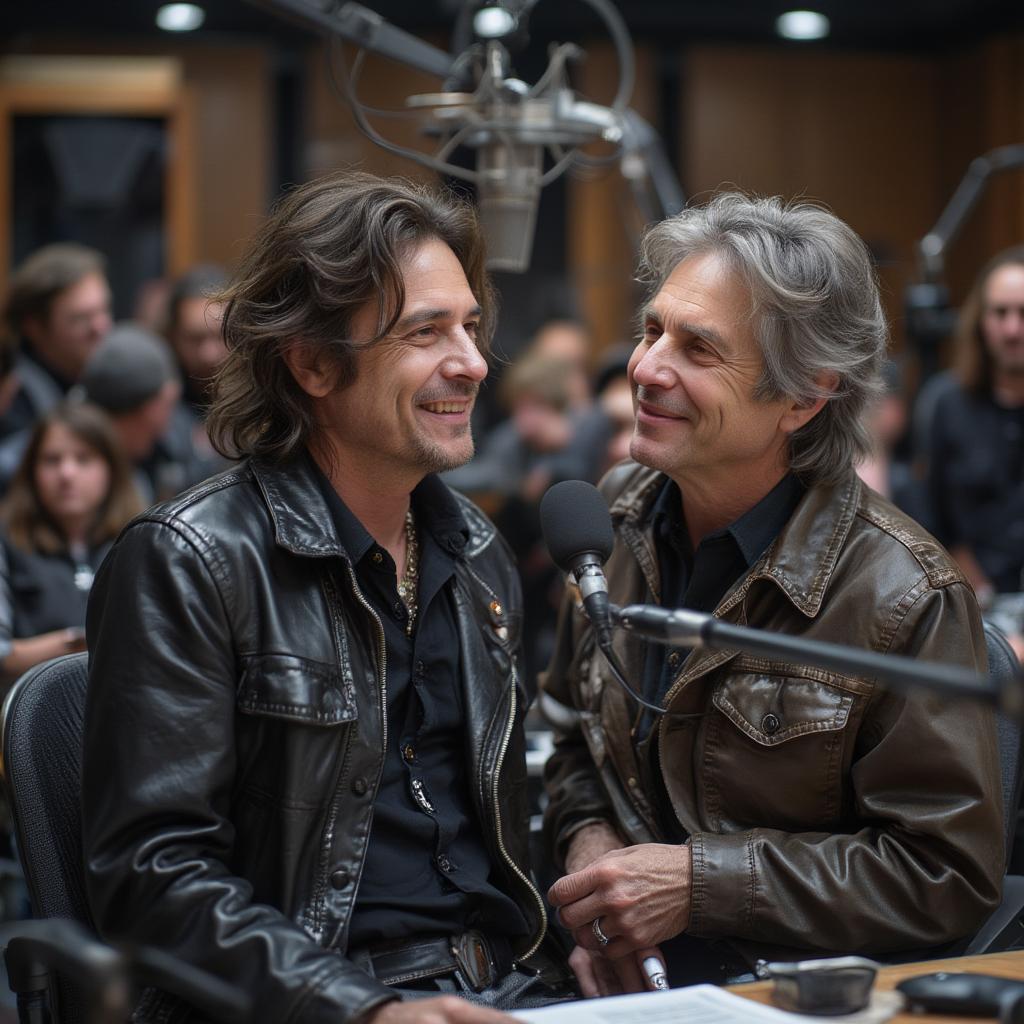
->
<box><xmin>700</xmin><ymin>669</ymin><xmax>856</xmax><ymax>833</ymax></box>
<box><xmin>234</xmin><ymin>653</ymin><xmax>358</xmax><ymax>807</ymax></box>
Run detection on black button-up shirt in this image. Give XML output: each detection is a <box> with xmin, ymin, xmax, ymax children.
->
<box><xmin>313</xmin><ymin>466</ymin><xmax>529</xmax><ymax>947</ymax></box>
<box><xmin>635</xmin><ymin>473</ymin><xmax>806</xmax><ymax>837</ymax></box>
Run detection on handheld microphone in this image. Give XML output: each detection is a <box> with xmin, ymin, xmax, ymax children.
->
<box><xmin>539</xmin><ymin>480</ymin><xmax>615</xmax><ymax>649</ymax></box>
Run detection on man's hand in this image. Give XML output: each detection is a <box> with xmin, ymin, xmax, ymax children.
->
<box><xmin>367</xmin><ymin>996</ymin><xmax>519</xmax><ymax>1023</ymax></box>
<box><xmin>548</xmin><ymin>843</ymin><xmax>692</xmax><ymax>960</ymax></box>
<box><xmin>568</xmin><ymin>945</ymin><xmax>668</xmax><ymax>998</ymax></box>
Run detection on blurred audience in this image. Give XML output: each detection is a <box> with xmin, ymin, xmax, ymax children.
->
<box><xmin>0</xmin><ymin>242</ymin><xmax>112</xmax><ymax>439</ymax></box>
<box><xmin>922</xmin><ymin>247</ymin><xmax>1024</xmax><ymax>608</ymax></box>
<box><xmin>77</xmin><ymin>323</ymin><xmax>183</xmax><ymax>504</ymax></box>
<box><xmin>856</xmin><ymin>358</ymin><xmax>928</xmax><ymax>523</ymax></box>
<box><xmin>920</xmin><ymin>246</ymin><xmax>1024</xmax><ymax>661</ymax></box>
<box><xmin>165</xmin><ymin>264</ymin><xmax>229</xmax><ymax>413</ymax></box>
<box><xmin>593</xmin><ymin>345</ymin><xmax>634</xmax><ymax>473</ymax></box>
<box><xmin>160</xmin><ymin>265</ymin><xmax>233</xmax><ymax>486</ymax></box>
<box><xmin>0</xmin><ymin>401</ymin><xmax>141</xmax><ymax>688</ymax></box>
<box><xmin>446</xmin><ymin>346</ymin><xmax>610</xmax><ymax>682</ymax></box>
<box><xmin>445</xmin><ymin>352</ymin><xmax>608</xmax><ymax>503</ymax></box>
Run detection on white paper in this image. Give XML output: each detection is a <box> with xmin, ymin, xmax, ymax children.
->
<box><xmin>515</xmin><ymin>984</ymin><xmax>853</xmax><ymax>1024</ymax></box>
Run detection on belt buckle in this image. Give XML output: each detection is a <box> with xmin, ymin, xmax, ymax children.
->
<box><xmin>451</xmin><ymin>931</ymin><xmax>495</xmax><ymax>993</ymax></box>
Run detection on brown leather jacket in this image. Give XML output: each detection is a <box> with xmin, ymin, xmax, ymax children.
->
<box><xmin>542</xmin><ymin>462</ymin><xmax>1003</xmax><ymax>960</ymax></box>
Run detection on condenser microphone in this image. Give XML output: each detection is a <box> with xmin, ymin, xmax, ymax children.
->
<box><xmin>540</xmin><ymin>480</ymin><xmax>616</xmax><ymax>648</ymax></box>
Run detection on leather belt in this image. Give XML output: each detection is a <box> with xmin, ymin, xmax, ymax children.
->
<box><xmin>349</xmin><ymin>931</ymin><xmax>512</xmax><ymax>992</ymax></box>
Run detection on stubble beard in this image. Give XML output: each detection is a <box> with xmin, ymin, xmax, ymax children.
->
<box><xmin>408</xmin><ymin>421</ymin><xmax>476</xmax><ymax>474</ymax></box>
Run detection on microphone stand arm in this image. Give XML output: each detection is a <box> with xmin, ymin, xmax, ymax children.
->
<box><xmin>245</xmin><ymin>0</ymin><xmax>456</xmax><ymax>77</ymax></box>
<box><xmin>614</xmin><ymin>604</ymin><xmax>1017</xmax><ymax>714</ymax></box>
<box><xmin>917</xmin><ymin>143</ymin><xmax>1024</xmax><ymax>283</ymax></box>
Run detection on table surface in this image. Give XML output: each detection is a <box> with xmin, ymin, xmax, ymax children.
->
<box><xmin>733</xmin><ymin>950</ymin><xmax>1024</xmax><ymax>1023</ymax></box>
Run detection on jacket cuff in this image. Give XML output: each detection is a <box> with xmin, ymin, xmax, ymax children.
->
<box><xmin>687</xmin><ymin>831</ymin><xmax>756</xmax><ymax>938</ymax></box>
<box><xmin>289</xmin><ymin>963</ymin><xmax>398</xmax><ymax>1024</ymax></box>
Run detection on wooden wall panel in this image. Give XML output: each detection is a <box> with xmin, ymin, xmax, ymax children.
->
<box><xmin>0</xmin><ymin>39</ymin><xmax>271</xmax><ymax>271</ymax></box>
<box><xmin>568</xmin><ymin>41</ymin><xmax>659</xmax><ymax>358</ymax></box>
<box><xmin>683</xmin><ymin>46</ymin><xmax>943</xmax><ymax>353</ymax></box>
<box><xmin>304</xmin><ymin>37</ymin><xmax>449</xmax><ymax>183</ymax></box>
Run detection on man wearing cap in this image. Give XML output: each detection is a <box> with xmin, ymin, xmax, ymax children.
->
<box><xmin>81</xmin><ymin>174</ymin><xmax>573</xmax><ymax>1024</ymax></box>
<box><xmin>78</xmin><ymin>323</ymin><xmax>189</xmax><ymax>502</ymax></box>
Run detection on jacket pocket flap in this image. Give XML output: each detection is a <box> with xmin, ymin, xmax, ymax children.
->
<box><xmin>237</xmin><ymin>654</ymin><xmax>356</xmax><ymax>725</ymax></box>
<box><xmin>712</xmin><ymin>672</ymin><xmax>853</xmax><ymax>746</ymax></box>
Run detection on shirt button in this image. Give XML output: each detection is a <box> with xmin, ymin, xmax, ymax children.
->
<box><xmin>667</xmin><ymin>651</ymin><xmax>681</xmax><ymax>668</ymax></box>
<box><xmin>351</xmin><ymin>776</ymin><xmax>368</xmax><ymax>796</ymax></box>
<box><xmin>372</xmin><ymin>551</ymin><xmax>383</xmax><ymax>565</ymax></box>
<box><xmin>330</xmin><ymin>868</ymin><xmax>350</xmax><ymax>890</ymax></box>
<box><xmin>761</xmin><ymin>713</ymin><xmax>781</xmax><ymax>735</ymax></box>
<box><xmin>403</xmin><ymin>744</ymin><xmax>416</xmax><ymax>763</ymax></box>
<box><xmin>436</xmin><ymin>855</ymin><xmax>453</xmax><ymax>872</ymax></box>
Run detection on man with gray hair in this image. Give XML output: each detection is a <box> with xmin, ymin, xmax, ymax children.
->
<box><xmin>542</xmin><ymin>193</ymin><xmax>1002</xmax><ymax>992</ymax></box>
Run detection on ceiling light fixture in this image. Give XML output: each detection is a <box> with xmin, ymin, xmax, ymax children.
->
<box><xmin>156</xmin><ymin>3</ymin><xmax>206</xmax><ymax>32</ymax></box>
<box><xmin>775</xmin><ymin>10</ymin><xmax>830</xmax><ymax>41</ymax></box>
<box><xmin>473</xmin><ymin>6</ymin><xmax>517</xmax><ymax>40</ymax></box>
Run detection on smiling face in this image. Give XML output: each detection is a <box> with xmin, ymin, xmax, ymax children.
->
<box><xmin>315</xmin><ymin>236</ymin><xmax>488</xmax><ymax>486</ymax></box>
<box><xmin>628</xmin><ymin>252</ymin><xmax>807</xmax><ymax>493</ymax></box>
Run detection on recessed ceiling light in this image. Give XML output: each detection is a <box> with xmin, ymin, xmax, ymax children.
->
<box><xmin>156</xmin><ymin>3</ymin><xmax>206</xmax><ymax>32</ymax></box>
<box><xmin>775</xmin><ymin>10</ymin><xmax>830</xmax><ymax>41</ymax></box>
<box><xmin>473</xmin><ymin>6</ymin><xmax>517</xmax><ymax>40</ymax></box>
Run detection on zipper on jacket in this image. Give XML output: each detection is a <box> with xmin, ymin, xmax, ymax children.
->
<box><xmin>342</xmin><ymin>562</ymin><xmax>389</xmax><ymax>755</ymax></box>
<box><xmin>492</xmin><ymin>662</ymin><xmax>548</xmax><ymax>964</ymax></box>
<box><xmin>310</xmin><ymin>566</ymin><xmax>388</xmax><ymax>943</ymax></box>
<box><xmin>465</xmin><ymin>563</ymin><xmax>548</xmax><ymax>962</ymax></box>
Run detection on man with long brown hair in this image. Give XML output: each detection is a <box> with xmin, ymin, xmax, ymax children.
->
<box><xmin>81</xmin><ymin>173</ymin><xmax>571</xmax><ymax>1024</ymax></box>
<box><xmin>923</xmin><ymin>246</ymin><xmax>1024</xmax><ymax>614</ymax></box>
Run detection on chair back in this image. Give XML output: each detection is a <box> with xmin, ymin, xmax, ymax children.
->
<box><xmin>1</xmin><ymin>652</ymin><xmax>92</xmax><ymax>1023</ymax></box>
<box><xmin>987</xmin><ymin>622</ymin><xmax>1024</xmax><ymax>862</ymax></box>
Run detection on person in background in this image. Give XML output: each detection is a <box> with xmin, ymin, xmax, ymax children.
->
<box><xmin>0</xmin><ymin>242</ymin><xmax>112</xmax><ymax>438</ymax></box>
<box><xmin>161</xmin><ymin>264</ymin><xmax>233</xmax><ymax>483</ymax></box>
<box><xmin>76</xmin><ymin>323</ymin><xmax>184</xmax><ymax>503</ymax></box>
<box><xmin>923</xmin><ymin>246</ymin><xmax>1024</xmax><ymax>614</ymax></box>
<box><xmin>0</xmin><ymin>400</ymin><xmax>141</xmax><ymax>689</ymax></box>
<box><xmin>445</xmin><ymin>353</ymin><xmax>610</xmax><ymax>681</ymax></box>
<box><xmin>165</xmin><ymin>264</ymin><xmax>229</xmax><ymax>413</ymax></box>
<box><xmin>527</xmin><ymin>319</ymin><xmax>594</xmax><ymax>413</ymax></box>
<box><xmin>446</xmin><ymin>353</ymin><xmax>608</xmax><ymax>505</ymax></box>
<box><xmin>592</xmin><ymin>345</ymin><xmax>635</xmax><ymax>474</ymax></box>
<box><xmin>855</xmin><ymin>358</ymin><xmax>928</xmax><ymax>524</ymax></box>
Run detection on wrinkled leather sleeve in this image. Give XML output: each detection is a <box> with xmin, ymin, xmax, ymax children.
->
<box><xmin>540</xmin><ymin>590</ymin><xmax>618</xmax><ymax>869</ymax></box>
<box><xmin>82</xmin><ymin>520</ymin><xmax>396</xmax><ymax>1024</ymax></box>
<box><xmin>689</xmin><ymin>580</ymin><xmax>1004</xmax><ymax>952</ymax></box>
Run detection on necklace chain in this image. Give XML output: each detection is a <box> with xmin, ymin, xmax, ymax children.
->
<box><xmin>396</xmin><ymin>508</ymin><xmax>419</xmax><ymax>637</ymax></box>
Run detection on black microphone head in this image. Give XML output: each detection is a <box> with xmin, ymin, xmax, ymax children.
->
<box><xmin>540</xmin><ymin>480</ymin><xmax>615</xmax><ymax>571</ymax></box>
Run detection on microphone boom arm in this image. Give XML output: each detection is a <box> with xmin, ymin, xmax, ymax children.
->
<box><xmin>615</xmin><ymin>604</ymin><xmax>1013</xmax><ymax>712</ymax></box>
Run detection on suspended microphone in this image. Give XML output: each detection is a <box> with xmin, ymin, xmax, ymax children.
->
<box><xmin>540</xmin><ymin>480</ymin><xmax>615</xmax><ymax>648</ymax></box>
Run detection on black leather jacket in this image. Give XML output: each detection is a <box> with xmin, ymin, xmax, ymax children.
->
<box><xmin>81</xmin><ymin>455</ymin><xmax>547</xmax><ymax>1024</ymax></box>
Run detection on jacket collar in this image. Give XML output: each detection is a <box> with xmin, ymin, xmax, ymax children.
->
<box><xmin>249</xmin><ymin>452</ymin><xmax>497</xmax><ymax>561</ymax></box>
<box><xmin>609</xmin><ymin>461</ymin><xmax>862</xmax><ymax>620</ymax></box>
<box><xmin>250</xmin><ymin>453</ymin><xmax>348</xmax><ymax>559</ymax></box>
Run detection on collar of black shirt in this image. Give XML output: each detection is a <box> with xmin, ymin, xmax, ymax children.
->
<box><xmin>311</xmin><ymin>458</ymin><xmax>470</xmax><ymax>566</ymax></box>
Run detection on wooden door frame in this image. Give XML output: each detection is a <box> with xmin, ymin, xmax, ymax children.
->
<box><xmin>0</xmin><ymin>55</ymin><xmax>197</xmax><ymax>283</ymax></box>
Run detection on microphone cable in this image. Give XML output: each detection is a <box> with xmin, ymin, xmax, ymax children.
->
<box><xmin>595</xmin><ymin>631</ymin><xmax>705</xmax><ymax>721</ymax></box>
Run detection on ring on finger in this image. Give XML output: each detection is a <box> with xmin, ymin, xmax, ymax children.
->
<box><xmin>592</xmin><ymin>917</ymin><xmax>610</xmax><ymax>946</ymax></box>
